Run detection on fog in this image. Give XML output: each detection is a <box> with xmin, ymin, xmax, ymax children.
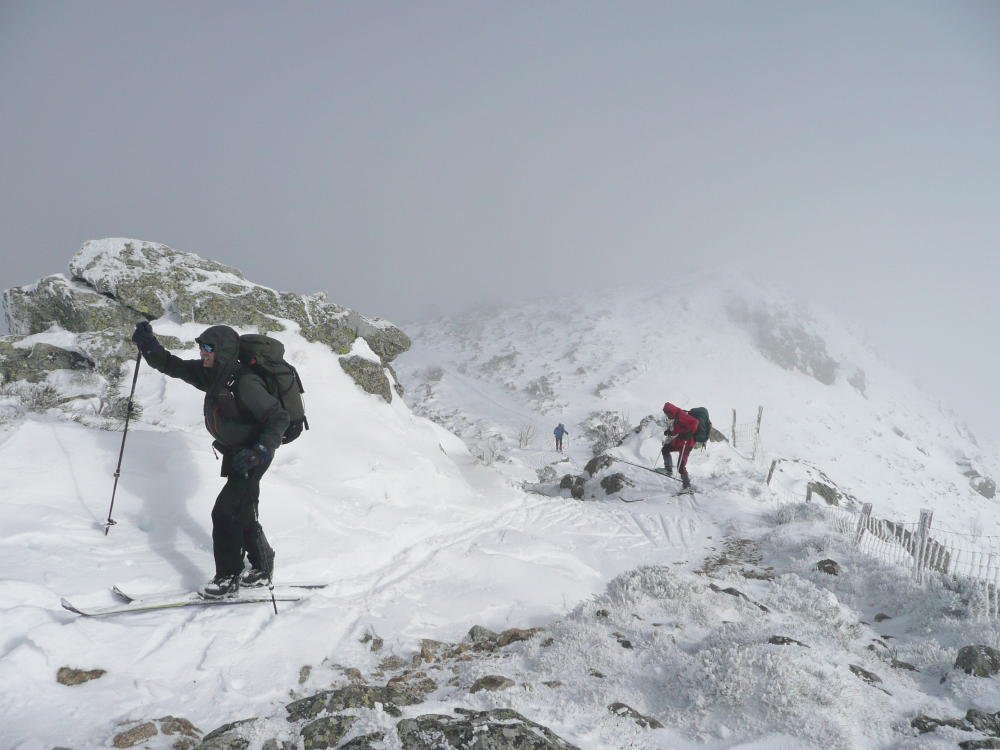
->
<box><xmin>1</xmin><ymin>1</ymin><xmax>997</xmax><ymax>441</ymax></box>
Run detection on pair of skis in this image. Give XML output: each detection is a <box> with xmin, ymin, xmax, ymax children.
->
<box><xmin>61</xmin><ymin>581</ymin><xmax>326</xmax><ymax>617</ymax></box>
<box><xmin>611</xmin><ymin>457</ymin><xmax>697</xmax><ymax>496</ymax></box>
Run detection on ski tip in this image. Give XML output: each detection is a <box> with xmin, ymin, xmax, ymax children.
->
<box><xmin>60</xmin><ymin>598</ymin><xmax>86</xmax><ymax>616</ymax></box>
<box><xmin>111</xmin><ymin>586</ymin><xmax>135</xmax><ymax>603</ymax></box>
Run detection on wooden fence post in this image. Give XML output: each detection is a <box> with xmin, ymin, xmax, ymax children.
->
<box><xmin>766</xmin><ymin>460</ymin><xmax>778</xmax><ymax>486</ymax></box>
<box><xmin>731</xmin><ymin>409</ymin><xmax>737</xmax><ymax>448</ymax></box>
<box><xmin>915</xmin><ymin>509</ymin><xmax>933</xmax><ymax>583</ymax></box>
<box><xmin>805</xmin><ymin>485</ymin><xmax>813</xmax><ymax>503</ymax></box>
<box><xmin>854</xmin><ymin>503</ymin><xmax>872</xmax><ymax>545</ymax></box>
<box><xmin>751</xmin><ymin>406</ymin><xmax>763</xmax><ymax>461</ymax></box>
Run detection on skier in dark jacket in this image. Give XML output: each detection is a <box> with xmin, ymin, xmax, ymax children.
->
<box><xmin>661</xmin><ymin>402</ymin><xmax>700</xmax><ymax>490</ymax></box>
<box><xmin>132</xmin><ymin>321</ymin><xmax>289</xmax><ymax>597</ymax></box>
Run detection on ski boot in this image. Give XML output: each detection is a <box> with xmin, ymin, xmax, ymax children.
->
<box><xmin>202</xmin><ymin>573</ymin><xmax>241</xmax><ymax>599</ymax></box>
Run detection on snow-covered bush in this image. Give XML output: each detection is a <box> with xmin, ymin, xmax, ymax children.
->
<box><xmin>584</xmin><ymin>410</ymin><xmax>631</xmax><ymax>454</ymax></box>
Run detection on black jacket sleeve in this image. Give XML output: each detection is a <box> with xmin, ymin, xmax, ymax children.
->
<box><xmin>142</xmin><ymin>347</ymin><xmax>210</xmax><ymax>391</ymax></box>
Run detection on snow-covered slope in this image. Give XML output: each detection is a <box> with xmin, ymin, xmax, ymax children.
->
<box><xmin>397</xmin><ymin>271</ymin><xmax>998</xmax><ymax>537</ymax></box>
<box><xmin>2</xmin><ymin>273</ymin><xmax>999</xmax><ymax>749</ymax></box>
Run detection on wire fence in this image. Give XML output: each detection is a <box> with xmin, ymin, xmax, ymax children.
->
<box><xmin>768</xmin><ymin>471</ymin><xmax>1000</xmax><ymax>621</ymax></box>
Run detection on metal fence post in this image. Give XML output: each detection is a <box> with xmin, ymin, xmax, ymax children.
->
<box><xmin>731</xmin><ymin>409</ymin><xmax>737</xmax><ymax>448</ymax></box>
<box><xmin>854</xmin><ymin>503</ymin><xmax>872</xmax><ymax>545</ymax></box>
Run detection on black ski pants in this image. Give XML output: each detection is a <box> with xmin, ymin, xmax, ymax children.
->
<box><xmin>211</xmin><ymin>453</ymin><xmax>273</xmax><ymax>577</ymax></box>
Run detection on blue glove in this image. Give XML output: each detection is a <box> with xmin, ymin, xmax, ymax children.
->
<box><xmin>131</xmin><ymin>321</ymin><xmax>162</xmax><ymax>355</ymax></box>
<box><xmin>232</xmin><ymin>443</ymin><xmax>272</xmax><ymax>475</ymax></box>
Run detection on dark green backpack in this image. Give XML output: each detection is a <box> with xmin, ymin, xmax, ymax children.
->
<box><xmin>688</xmin><ymin>406</ymin><xmax>711</xmax><ymax>444</ymax></box>
<box><xmin>238</xmin><ymin>334</ymin><xmax>308</xmax><ymax>443</ymax></box>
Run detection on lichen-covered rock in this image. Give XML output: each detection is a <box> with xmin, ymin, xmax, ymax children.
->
<box><xmin>607</xmin><ymin>702</ymin><xmax>663</xmax><ymax>729</ymax></box>
<box><xmin>817</xmin><ymin>559</ymin><xmax>841</xmax><ymax>575</ymax></box>
<box><xmin>339</xmin><ymin>355</ymin><xmax>392</xmax><ymax>403</ymax></box>
<box><xmin>56</xmin><ymin>666</ymin><xmax>106</xmax><ymax>685</ymax></box>
<box><xmin>65</xmin><ymin>238</ymin><xmax>409</xmax><ymax>363</ymax></box>
<box><xmin>300</xmin><ymin>714</ymin><xmax>357</xmax><ymax>749</ymax></box>
<box><xmin>338</xmin><ymin>733</ymin><xmax>386</xmax><ymax>749</ymax></box>
<box><xmin>2</xmin><ymin>274</ymin><xmax>139</xmax><ymax>335</ymax></box>
<box><xmin>0</xmin><ymin>341</ymin><xmax>93</xmax><ymax>384</ymax></box>
<box><xmin>469</xmin><ymin>675</ymin><xmax>515</xmax><ymax>693</ymax></box>
<box><xmin>559</xmin><ymin>474</ymin><xmax>586</xmax><ymax>500</ymax></box>
<box><xmin>584</xmin><ymin>454</ymin><xmax>614</xmax><ymax>477</ymax></box>
<box><xmin>497</xmin><ymin>627</ymin><xmax>541</xmax><ymax>647</ymax></box>
<box><xmin>1</xmin><ymin>238</ymin><xmax>410</xmax><ymax>402</ymax></box>
<box><xmin>156</xmin><ymin>716</ymin><xmax>201</xmax><ymax>739</ymax></box>
<box><xmin>466</xmin><ymin>625</ymin><xmax>498</xmax><ymax>643</ymax></box>
<box><xmin>600</xmin><ymin>472</ymin><xmax>632</xmax><ymax>495</ymax></box>
<box><xmin>956</xmin><ymin>645</ymin><xmax>1000</xmax><ymax>677</ymax></box>
<box><xmin>285</xmin><ymin>682</ymin><xmax>431</xmax><ymax>723</ymax></box>
<box><xmin>196</xmin><ymin>718</ymin><xmax>255</xmax><ymax>749</ymax></box>
<box><xmin>113</xmin><ymin>722</ymin><xmax>157</xmax><ymax>748</ymax></box>
<box><xmin>396</xmin><ymin>708</ymin><xmax>579</xmax><ymax>749</ymax></box>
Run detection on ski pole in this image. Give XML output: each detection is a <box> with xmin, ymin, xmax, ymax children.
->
<box><xmin>104</xmin><ymin>352</ymin><xmax>142</xmax><ymax>535</ymax></box>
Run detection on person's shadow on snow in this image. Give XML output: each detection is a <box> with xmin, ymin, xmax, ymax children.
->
<box><xmin>120</xmin><ymin>430</ymin><xmax>214</xmax><ymax>589</ymax></box>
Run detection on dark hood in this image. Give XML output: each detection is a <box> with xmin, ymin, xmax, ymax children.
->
<box><xmin>196</xmin><ymin>325</ymin><xmax>241</xmax><ymax>390</ymax></box>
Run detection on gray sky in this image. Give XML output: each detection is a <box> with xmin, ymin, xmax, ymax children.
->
<box><xmin>2</xmin><ymin>1</ymin><xmax>998</xmax><ymax>442</ymax></box>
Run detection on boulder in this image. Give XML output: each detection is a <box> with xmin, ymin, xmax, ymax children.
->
<box><xmin>396</xmin><ymin>708</ymin><xmax>578</xmax><ymax>749</ymax></box>
<box><xmin>2</xmin><ymin>274</ymin><xmax>138</xmax><ymax>335</ymax></box>
<box><xmin>339</xmin><ymin>355</ymin><xmax>392</xmax><ymax>403</ymax></box>
<box><xmin>0</xmin><ymin>342</ymin><xmax>93</xmax><ymax>384</ymax></box>
<box><xmin>955</xmin><ymin>645</ymin><xmax>1000</xmax><ymax>677</ymax></box>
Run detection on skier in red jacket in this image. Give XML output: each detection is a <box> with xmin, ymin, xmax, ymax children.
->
<box><xmin>661</xmin><ymin>402</ymin><xmax>700</xmax><ymax>490</ymax></box>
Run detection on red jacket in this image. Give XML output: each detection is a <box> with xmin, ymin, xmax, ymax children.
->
<box><xmin>663</xmin><ymin>402</ymin><xmax>699</xmax><ymax>450</ymax></box>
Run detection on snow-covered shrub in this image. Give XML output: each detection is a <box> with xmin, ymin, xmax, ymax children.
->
<box><xmin>584</xmin><ymin>410</ymin><xmax>631</xmax><ymax>455</ymax></box>
<box><xmin>517</xmin><ymin>423</ymin><xmax>535</xmax><ymax>449</ymax></box>
<box><xmin>1</xmin><ymin>382</ymin><xmax>63</xmax><ymax>412</ymax></box>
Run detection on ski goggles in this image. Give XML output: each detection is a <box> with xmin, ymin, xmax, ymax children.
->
<box><xmin>198</xmin><ymin>341</ymin><xmax>215</xmax><ymax>353</ymax></box>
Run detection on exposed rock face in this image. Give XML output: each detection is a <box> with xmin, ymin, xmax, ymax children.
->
<box><xmin>3</xmin><ymin>274</ymin><xmax>139</xmax><ymax>335</ymax></box>
<box><xmin>1</xmin><ymin>238</ymin><xmax>410</xmax><ymax>404</ymax></box>
<box><xmin>339</xmin><ymin>355</ymin><xmax>393</xmax><ymax>403</ymax></box>
<box><xmin>3</xmin><ymin>239</ymin><xmax>408</xmax><ymax>363</ymax></box>
<box><xmin>0</xmin><ymin>341</ymin><xmax>94</xmax><ymax>383</ymax></box>
<box><xmin>63</xmin><ymin>239</ymin><xmax>410</xmax><ymax>361</ymax></box>
<box><xmin>726</xmin><ymin>298</ymin><xmax>838</xmax><ymax>385</ymax></box>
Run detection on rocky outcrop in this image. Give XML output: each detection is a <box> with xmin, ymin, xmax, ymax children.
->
<box><xmin>0</xmin><ymin>341</ymin><xmax>93</xmax><ymax>384</ymax></box>
<box><xmin>726</xmin><ymin>298</ymin><xmax>838</xmax><ymax>385</ymax></box>
<box><xmin>3</xmin><ymin>274</ymin><xmax>139</xmax><ymax>335</ymax></box>
<box><xmin>396</xmin><ymin>708</ymin><xmax>578</xmax><ymax>750</ymax></box>
<box><xmin>339</xmin><ymin>355</ymin><xmax>393</xmax><ymax>403</ymax></box>
<box><xmin>1</xmin><ymin>238</ymin><xmax>411</xmax><ymax>409</ymax></box>
<box><xmin>3</xmin><ymin>239</ymin><xmax>408</xmax><ymax>366</ymax></box>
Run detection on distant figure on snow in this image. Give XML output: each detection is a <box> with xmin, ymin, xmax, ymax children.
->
<box><xmin>660</xmin><ymin>402</ymin><xmax>700</xmax><ymax>490</ymax></box>
<box><xmin>553</xmin><ymin>423</ymin><xmax>568</xmax><ymax>452</ymax></box>
<box><xmin>132</xmin><ymin>321</ymin><xmax>288</xmax><ymax>598</ymax></box>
